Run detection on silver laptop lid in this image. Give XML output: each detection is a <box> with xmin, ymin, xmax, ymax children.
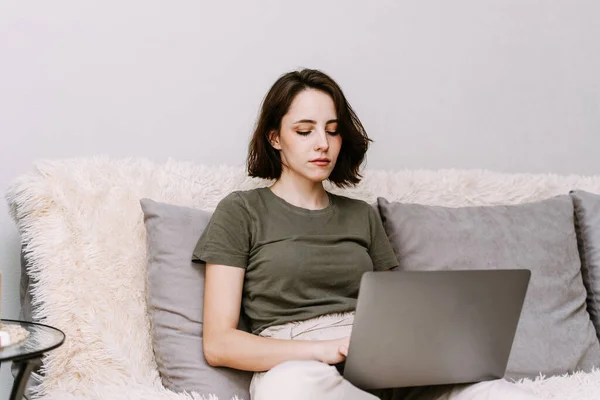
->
<box><xmin>344</xmin><ymin>269</ymin><xmax>530</xmax><ymax>390</ymax></box>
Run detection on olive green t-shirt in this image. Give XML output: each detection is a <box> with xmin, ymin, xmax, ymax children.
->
<box><xmin>193</xmin><ymin>187</ymin><xmax>398</xmax><ymax>334</ymax></box>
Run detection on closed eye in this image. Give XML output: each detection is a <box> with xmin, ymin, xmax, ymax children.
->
<box><xmin>296</xmin><ymin>131</ymin><xmax>340</xmax><ymax>136</ymax></box>
<box><xmin>296</xmin><ymin>130</ymin><xmax>339</xmax><ymax>136</ymax></box>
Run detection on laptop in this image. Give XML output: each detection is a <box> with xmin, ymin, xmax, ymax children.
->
<box><xmin>341</xmin><ymin>269</ymin><xmax>531</xmax><ymax>390</ymax></box>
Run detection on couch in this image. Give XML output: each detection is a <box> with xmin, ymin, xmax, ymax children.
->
<box><xmin>5</xmin><ymin>156</ymin><xmax>600</xmax><ymax>400</ymax></box>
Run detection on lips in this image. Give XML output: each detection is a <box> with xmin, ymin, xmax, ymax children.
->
<box><xmin>310</xmin><ymin>158</ymin><xmax>330</xmax><ymax>166</ymax></box>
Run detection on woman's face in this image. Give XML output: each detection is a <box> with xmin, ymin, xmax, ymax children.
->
<box><xmin>271</xmin><ymin>89</ymin><xmax>342</xmax><ymax>184</ymax></box>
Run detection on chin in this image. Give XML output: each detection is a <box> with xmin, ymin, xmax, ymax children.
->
<box><xmin>291</xmin><ymin>165</ymin><xmax>334</xmax><ymax>183</ymax></box>
<box><xmin>307</xmin><ymin>172</ymin><xmax>332</xmax><ymax>183</ymax></box>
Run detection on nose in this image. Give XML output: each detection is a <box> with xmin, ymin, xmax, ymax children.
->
<box><xmin>314</xmin><ymin>129</ymin><xmax>329</xmax><ymax>152</ymax></box>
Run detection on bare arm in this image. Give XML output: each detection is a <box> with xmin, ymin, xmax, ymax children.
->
<box><xmin>202</xmin><ymin>263</ymin><xmax>348</xmax><ymax>372</ymax></box>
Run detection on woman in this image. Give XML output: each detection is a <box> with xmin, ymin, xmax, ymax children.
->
<box><xmin>193</xmin><ymin>69</ymin><xmax>539</xmax><ymax>400</ymax></box>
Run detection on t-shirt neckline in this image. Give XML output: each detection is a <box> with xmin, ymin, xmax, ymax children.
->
<box><xmin>260</xmin><ymin>187</ymin><xmax>335</xmax><ymax>215</ymax></box>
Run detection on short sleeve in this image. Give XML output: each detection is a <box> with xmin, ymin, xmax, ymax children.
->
<box><xmin>368</xmin><ymin>205</ymin><xmax>399</xmax><ymax>271</ymax></box>
<box><xmin>192</xmin><ymin>192</ymin><xmax>252</xmax><ymax>269</ymax></box>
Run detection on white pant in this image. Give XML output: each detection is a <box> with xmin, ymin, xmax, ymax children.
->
<box><xmin>250</xmin><ymin>312</ymin><xmax>540</xmax><ymax>400</ymax></box>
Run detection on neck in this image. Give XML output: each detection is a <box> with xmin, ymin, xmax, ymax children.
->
<box><xmin>269</xmin><ymin>169</ymin><xmax>329</xmax><ymax>210</ymax></box>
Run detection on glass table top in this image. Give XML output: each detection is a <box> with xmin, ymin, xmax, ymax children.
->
<box><xmin>0</xmin><ymin>319</ymin><xmax>65</xmax><ymax>362</ymax></box>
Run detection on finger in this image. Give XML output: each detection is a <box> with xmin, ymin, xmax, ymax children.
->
<box><xmin>339</xmin><ymin>345</ymin><xmax>348</xmax><ymax>356</ymax></box>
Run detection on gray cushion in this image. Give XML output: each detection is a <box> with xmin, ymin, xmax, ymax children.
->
<box><xmin>141</xmin><ymin>198</ymin><xmax>252</xmax><ymax>400</ymax></box>
<box><xmin>377</xmin><ymin>195</ymin><xmax>600</xmax><ymax>379</ymax></box>
<box><xmin>571</xmin><ymin>190</ymin><xmax>600</xmax><ymax>342</ymax></box>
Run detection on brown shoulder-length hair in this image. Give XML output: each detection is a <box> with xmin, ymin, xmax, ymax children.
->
<box><xmin>247</xmin><ymin>68</ymin><xmax>371</xmax><ymax>188</ymax></box>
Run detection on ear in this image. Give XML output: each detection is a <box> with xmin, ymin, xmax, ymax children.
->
<box><xmin>269</xmin><ymin>130</ymin><xmax>282</xmax><ymax>150</ymax></box>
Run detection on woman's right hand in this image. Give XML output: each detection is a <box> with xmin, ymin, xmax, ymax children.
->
<box><xmin>313</xmin><ymin>336</ymin><xmax>350</xmax><ymax>365</ymax></box>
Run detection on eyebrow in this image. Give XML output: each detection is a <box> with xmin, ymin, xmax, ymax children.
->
<box><xmin>292</xmin><ymin>119</ymin><xmax>338</xmax><ymax>125</ymax></box>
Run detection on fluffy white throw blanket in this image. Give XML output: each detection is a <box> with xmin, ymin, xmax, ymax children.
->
<box><xmin>6</xmin><ymin>156</ymin><xmax>600</xmax><ymax>400</ymax></box>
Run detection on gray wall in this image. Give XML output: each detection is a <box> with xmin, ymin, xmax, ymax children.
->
<box><xmin>1</xmin><ymin>0</ymin><xmax>598</xmax><ymax>395</ymax></box>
